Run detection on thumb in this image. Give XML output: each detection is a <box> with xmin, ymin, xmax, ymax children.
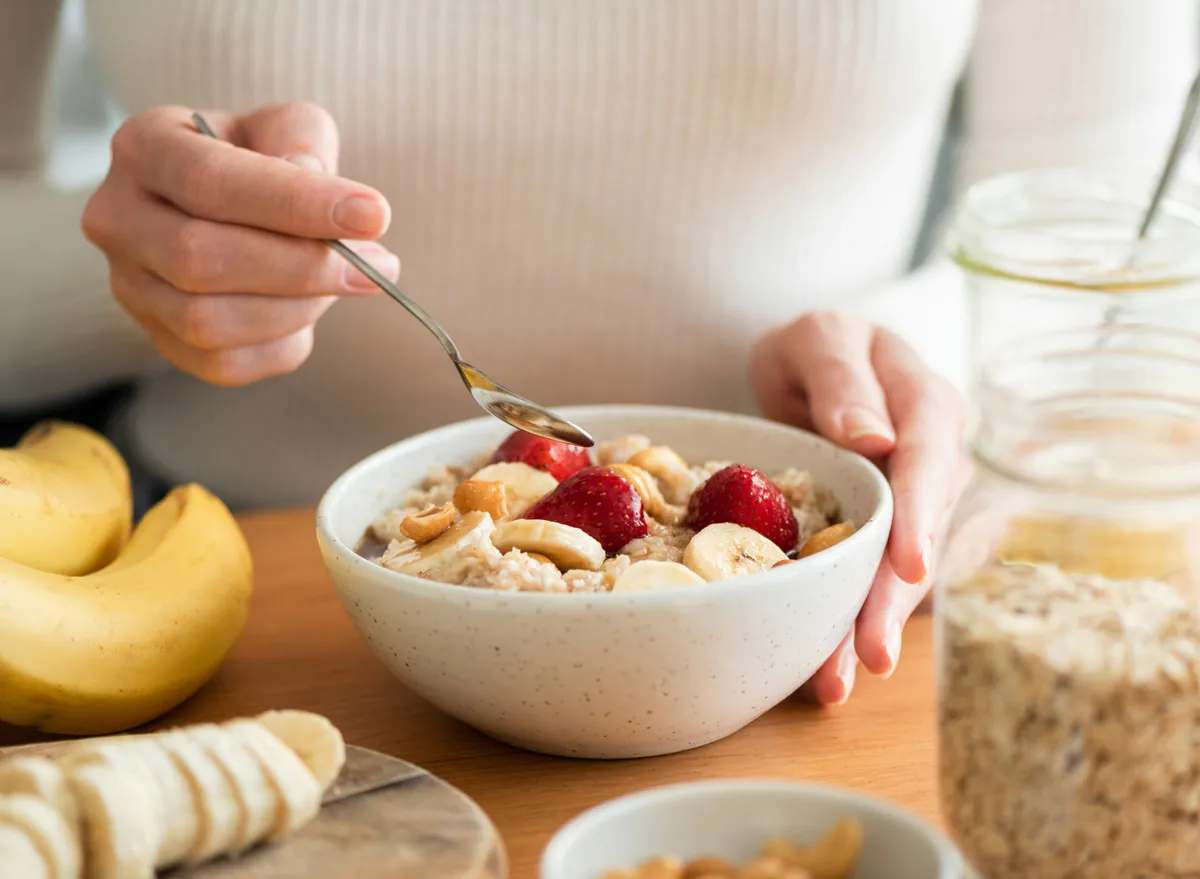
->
<box><xmin>239</xmin><ymin>101</ymin><xmax>341</xmax><ymax>175</ymax></box>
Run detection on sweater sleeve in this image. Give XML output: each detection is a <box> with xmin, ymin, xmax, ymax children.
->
<box><xmin>0</xmin><ymin>0</ymin><xmax>160</xmax><ymax>412</ymax></box>
<box><xmin>849</xmin><ymin>0</ymin><xmax>1200</xmax><ymax>392</ymax></box>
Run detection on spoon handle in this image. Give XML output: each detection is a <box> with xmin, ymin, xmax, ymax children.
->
<box><xmin>1135</xmin><ymin>67</ymin><xmax>1200</xmax><ymax>241</ymax></box>
<box><xmin>189</xmin><ymin>112</ymin><xmax>462</xmax><ymax>362</ymax></box>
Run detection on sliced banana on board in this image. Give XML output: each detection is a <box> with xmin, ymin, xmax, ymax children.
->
<box><xmin>66</xmin><ymin>762</ymin><xmax>160</xmax><ymax>879</ymax></box>
<box><xmin>468</xmin><ymin>462</ymin><xmax>558</xmax><ymax>518</ymax></box>
<box><xmin>0</xmin><ymin>794</ymin><xmax>80</xmax><ymax>879</ymax></box>
<box><xmin>0</xmin><ymin>822</ymin><xmax>50</xmax><ymax>879</ymax></box>
<box><xmin>121</xmin><ymin>739</ymin><xmax>199</xmax><ymax>868</ymax></box>
<box><xmin>611</xmin><ymin>560</ymin><xmax>706</xmax><ymax>592</ymax></box>
<box><xmin>222</xmin><ymin>721</ymin><xmax>321</xmax><ymax>841</ymax></box>
<box><xmin>390</xmin><ymin>511</ymin><xmax>495</xmax><ymax>578</ymax></box>
<box><xmin>683</xmin><ymin>523</ymin><xmax>788</xmax><ymax>581</ymax></box>
<box><xmin>158</xmin><ymin>732</ymin><xmax>242</xmax><ymax>864</ymax></box>
<box><xmin>0</xmin><ymin>757</ymin><xmax>77</xmax><ymax>831</ymax></box>
<box><xmin>256</xmin><ymin>710</ymin><xmax>347</xmax><ymax>794</ymax></box>
<box><xmin>491</xmin><ymin>519</ymin><xmax>605</xmax><ymax>571</ymax></box>
<box><xmin>185</xmin><ymin>724</ymin><xmax>278</xmax><ymax>854</ymax></box>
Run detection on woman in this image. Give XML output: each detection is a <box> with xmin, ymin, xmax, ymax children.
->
<box><xmin>1</xmin><ymin>0</ymin><xmax>1195</xmax><ymax>704</ymax></box>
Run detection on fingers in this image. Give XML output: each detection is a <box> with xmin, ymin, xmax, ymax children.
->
<box><xmin>113</xmin><ymin>106</ymin><xmax>390</xmax><ymax>239</ymax></box>
<box><xmin>143</xmin><ymin>315</ymin><xmax>317</xmax><ymax>388</ymax></box>
<box><xmin>114</xmin><ymin>267</ymin><xmax>337</xmax><ymax>351</ymax></box>
<box><xmin>102</xmin><ymin>190</ymin><xmax>399</xmax><ymax>297</ymax></box>
<box><xmin>749</xmin><ymin>328</ymin><xmax>814</xmax><ymax>430</ymax></box>
<box><xmin>240</xmin><ymin>102</ymin><xmax>341</xmax><ymax>174</ymax></box>
<box><xmin>767</xmin><ymin>313</ymin><xmax>896</xmax><ymax>459</ymax></box>
<box><xmin>872</xmin><ymin>329</ymin><xmax>966</xmax><ymax>585</ymax></box>
<box><xmin>854</xmin><ymin>559</ymin><xmax>925</xmax><ymax>677</ymax></box>
<box><xmin>805</xmin><ymin>628</ymin><xmax>858</xmax><ymax>706</ymax></box>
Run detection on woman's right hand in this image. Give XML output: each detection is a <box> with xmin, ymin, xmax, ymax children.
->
<box><xmin>82</xmin><ymin>102</ymin><xmax>399</xmax><ymax>386</ymax></box>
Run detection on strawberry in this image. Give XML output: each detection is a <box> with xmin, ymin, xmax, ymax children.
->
<box><xmin>684</xmin><ymin>464</ymin><xmax>799</xmax><ymax>553</ymax></box>
<box><xmin>491</xmin><ymin>431</ymin><xmax>592</xmax><ymax>482</ymax></box>
<box><xmin>523</xmin><ymin>467</ymin><xmax>648</xmax><ymax>554</ymax></box>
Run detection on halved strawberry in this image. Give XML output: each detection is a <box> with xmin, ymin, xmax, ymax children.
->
<box><xmin>491</xmin><ymin>431</ymin><xmax>592</xmax><ymax>482</ymax></box>
<box><xmin>684</xmin><ymin>464</ymin><xmax>799</xmax><ymax>552</ymax></box>
<box><xmin>523</xmin><ymin>467</ymin><xmax>648</xmax><ymax>554</ymax></box>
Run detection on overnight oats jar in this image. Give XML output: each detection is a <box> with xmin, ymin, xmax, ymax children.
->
<box><xmin>948</xmin><ymin>166</ymin><xmax>1200</xmax><ymax>381</ymax></box>
<box><xmin>936</xmin><ymin>326</ymin><xmax>1200</xmax><ymax>879</ymax></box>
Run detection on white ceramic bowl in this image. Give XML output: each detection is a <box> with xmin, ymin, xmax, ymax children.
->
<box><xmin>317</xmin><ymin>405</ymin><xmax>892</xmax><ymax>758</ymax></box>
<box><xmin>540</xmin><ymin>780</ymin><xmax>962</xmax><ymax>879</ymax></box>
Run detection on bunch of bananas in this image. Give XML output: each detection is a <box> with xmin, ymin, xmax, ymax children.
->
<box><xmin>0</xmin><ymin>422</ymin><xmax>253</xmax><ymax>736</ymax></box>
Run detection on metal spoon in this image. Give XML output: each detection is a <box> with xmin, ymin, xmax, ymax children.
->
<box><xmin>190</xmin><ymin>112</ymin><xmax>594</xmax><ymax>448</ymax></box>
<box><xmin>1101</xmin><ymin>68</ymin><xmax>1200</xmax><ymax>332</ymax></box>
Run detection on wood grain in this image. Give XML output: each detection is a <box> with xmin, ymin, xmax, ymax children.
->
<box><xmin>0</xmin><ymin>509</ymin><xmax>942</xmax><ymax>879</ymax></box>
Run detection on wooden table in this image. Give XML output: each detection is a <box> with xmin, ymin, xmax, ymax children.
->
<box><xmin>0</xmin><ymin>509</ymin><xmax>942</xmax><ymax>878</ymax></box>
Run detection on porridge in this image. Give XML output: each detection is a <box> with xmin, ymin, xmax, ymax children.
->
<box><xmin>359</xmin><ymin>430</ymin><xmax>852</xmax><ymax>593</ymax></box>
<box><xmin>598</xmin><ymin>817</ymin><xmax>863</xmax><ymax>879</ymax></box>
<box><xmin>940</xmin><ymin>562</ymin><xmax>1200</xmax><ymax>879</ymax></box>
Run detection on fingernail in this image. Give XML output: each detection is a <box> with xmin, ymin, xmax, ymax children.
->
<box><xmin>342</xmin><ymin>245</ymin><xmax>400</xmax><ymax>292</ymax></box>
<box><xmin>883</xmin><ymin>619</ymin><xmax>903</xmax><ymax>678</ymax></box>
<box><xmin>834</xmin><ymin>649</ymin><xmax>857</xmax><ymax>705</ymax></box>
<box><xmin>285</xmin><ymin>153</ymin><xmax>326</xmax><ymax>173</ymax></box>
<box><xmin>841</xmin><ymin>406</ymin><xmax>896</xmax><ymax>443</ymax></box>
<box><xmin>333</xmin><ymin>195</ymin><xmax>388</xmax><ymax>236</ymax></box>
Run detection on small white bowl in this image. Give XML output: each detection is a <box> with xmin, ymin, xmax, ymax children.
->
<box><xmin>540</xmin><ymin>780</ymin><xmax>962</xmax><ymax>879</ymax></box>
<box><xmin>317</xmin><ymin>405</ymin><xmax>892</xmax><ymax>759</ymax></box>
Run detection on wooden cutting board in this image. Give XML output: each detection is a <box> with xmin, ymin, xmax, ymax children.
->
<box><xmin>0</xmin><ymin>741</ymin><xmax>507</xmax><ymax>879</ymax></box>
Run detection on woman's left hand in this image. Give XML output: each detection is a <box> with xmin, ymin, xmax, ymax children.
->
<box><xmin>749</xmin><ymin>311</ymin><xmax>965</xmax><ymax>705</ymax></box>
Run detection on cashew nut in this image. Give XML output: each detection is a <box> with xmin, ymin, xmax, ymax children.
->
<box><xmin>798</xmin><ymin>522</ymin><xmax>856</xmax><ymax>559</ymax></box>
<box><xmin>624</xmin><ymin>446</ymin><xmax>697</xmax><ymax>507</ymax></box>
<box><xmin>763</xmin><ymin>818</ymin><xmax>863</xmax><ymax>879</ymax></box>
<box><xmin>398</xmin><ymin>502</ymin><xmax>456</xmax><ymax>543</ymax></box>
<box><xmin>453</xmin><ymin>479</ymin><xmax>509</xmax><ymax>521</ymax></box>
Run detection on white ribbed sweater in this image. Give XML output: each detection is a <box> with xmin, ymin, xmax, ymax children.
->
<box><xmin>1</xmin><ymin>0</ymin><xmax>1197</xmax><ymax>507</ymax></box>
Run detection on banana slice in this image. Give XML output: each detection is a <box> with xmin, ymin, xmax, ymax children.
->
<box><xmin>468</xmin><ymin>462</ymin><xmax>558</xmax><ymax>518</ymax></box>
<box><xmin>0</xmin><ymin>822</ymin><xmax>49</xmax><ymax>879</ymax></box>
<box><xmin>683</xmin><ymin>523</ymin><xmax>788</xmax><ymax>581</ymax></box>
<box><xmin>222</xmin><ymin>720</ymin><xmax>321</xmax><ymax>841</ymax></box>
<box><xmin>157</xmin><ymin>731</ymin><xmax>241</xmax><ymax>863</ymax></box>
<box><xmin>390</xmin><ymin>510</ymin><xmax>495</xmax><ymax>578</ymax></box>
<box><xmin>0</xmin><ymin>794</ymin><xmax>80</xmax><ymax>879</ymax></box>
<box><xmin>122</xmin><ymin>739</ymin><xmax>198</xmax><ymax>868</ymax></box>
<box><xmin>185</xmin><ymin>724</ymin><xmax>277</xmax><ymax>854</ymax></box>
<box><xmin>611</xmin><ymin>560</ymin><xmax>706</xmax><ymax>592</ymax></box>
<box><xmin>66</xmin><ymin>762</ymin><xmax>159</xmax><ymax>879</ymax></box>
<box><xmin>0</xmin><ymin>757</ymin><xmax>77</xmax><ymax>830</ymax></box>
<box><xmin>491</xmin><ymin>519</ymin><xmax>605</xmax><ymax>571</ymax></box>
<box><xmin>256</xmin><ymin>710</ymin><xmax>346</xmax><ymax>794</ymax></box>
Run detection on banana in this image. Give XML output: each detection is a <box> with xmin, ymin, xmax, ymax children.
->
<box><xmin>0</xmin><ymin>483</ymin><xmax>253</xmax><ymax>735</ymax></box>
<box><xmin>683</xmin><ymin>523</ymin><xmax>788</xmax><ymax>582</ymax></box>
<box><xmin>0</xmin><ymin>822</ymin><xmax>48</xmax><ymax>879</ymax></box>
<box><xmin>0</xmin><ymin>794</ymin><xmax>80</xmax><ymax>879</ymax></box>
<box><xmin>491</xmin><ymin>519</ymin><xmax>605</xmax><ymax>571</ymax></box>
<box><xmin>611</xmin><ymin>560</ymin><xmax>706</xmax><ymax>592</ymax></box>
<box><xmin>66</xmin><ymin>762</ymin><xmax>160</xmax><ymax>879</ymax></box>
<box><xmin>222</xmin><ymin>721</ymin><xmax>321</xmax><ymax>841</ymax></box>
<box><xmin>256</xmin><ymin>710</ymin><xmax>346</xmax><ymax>793</ymax></box>
<box><xmin>626</xmin><ymin>446</ymin><xmax>695</xmax><ymax>505</ymax></box>
<box><xmin>0</xmin><ymin>757</ymin><xmax>77</xmax><ymax>829</ymax></box>
<box><xmin>158</xmin><ymin>732</ymin><xmax>241</xmax><ymax>863</ymax></box>
<box><xmin>389</xmin><ymin>510</ymin><xmax>495</xmax><ymax>578</ymax></box>
<box><xmin>186</xmin><ymin>725</ymin><xmax>277</xmax><ymax>854</ymax></box>
<box><xmin>467</xmin><ymin>462</ymin><xmax>558</xmax><ymax>518</ymax></box>
<box><xmin>0</xmin><ymin>421</ymin><xmax>132</xmax><ymax>576</ymax></box>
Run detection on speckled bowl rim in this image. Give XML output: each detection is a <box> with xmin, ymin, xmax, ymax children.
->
<box><xmin>540</xmin><ymin>778</ymin><xmax>963</xmax><ymax>879</ymax></box>
<box><xmin>316</xmin><ymin>404</ymin><xmax>893</xmax><ymax>608</ymax></box>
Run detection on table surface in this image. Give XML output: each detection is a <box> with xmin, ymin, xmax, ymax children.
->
<box><xmin>0</xmin><ymin>509</ymin><xmax>941</xmax><ymax>878</ymax></box>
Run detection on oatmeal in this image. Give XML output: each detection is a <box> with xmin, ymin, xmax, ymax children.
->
<box><xmin>940</xmin><ymin>562</ymin><xmax>1200</xmax><ymax>879</ymax></box>
<box><xmin>361</xmin><ymin>431</ymin><xmax>852</xmax><ymax>593</ymax></box>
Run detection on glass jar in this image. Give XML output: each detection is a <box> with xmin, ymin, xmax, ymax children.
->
<box><xmin>936</xmin><ymin>325</ymin><xmax>1200</xmax><ymax>879</ymax></box>
<box><xmin>949</xmin><ymin>165</ymin><xmax>1200</xmax><ymax>382</ymax></box>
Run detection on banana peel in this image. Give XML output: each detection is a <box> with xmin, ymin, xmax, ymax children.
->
<box><xmin>0</xmin><ymin>483</ymin><xmax>253</xmax><ymax>735</ymax></box>
<box><xmin>0</xmin><ymin>421</ymin><xmax>132</xmax><ymax>576</ymax></box>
